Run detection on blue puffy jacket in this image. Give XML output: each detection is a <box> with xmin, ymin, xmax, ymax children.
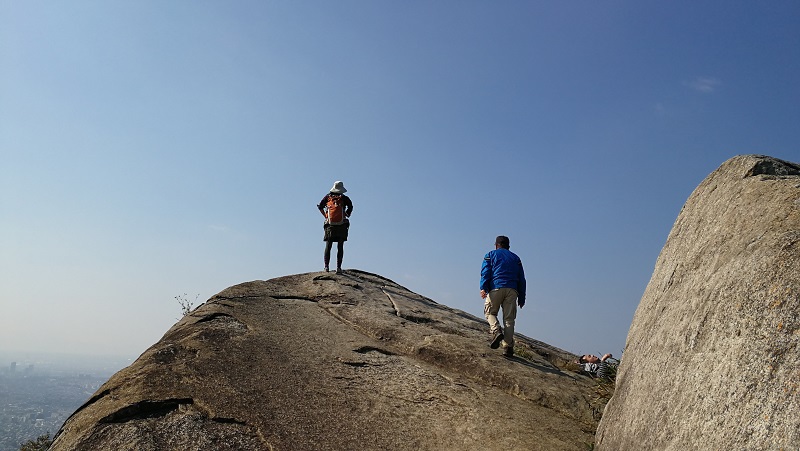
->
<box><xmin>480</xmin><ymin>248</ymin><xmax>526</xmax><ymax>304</ymax></box>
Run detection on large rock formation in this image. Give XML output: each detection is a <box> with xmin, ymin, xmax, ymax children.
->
<box><xmin>52</xmin><ymin>270</ymin><xmax>603</xmax><ymax>450</ymax></box>
<box><xmin>596</xmin><ymin>155</ymin><xmax>800</xmax><ymax>449</ymax></box>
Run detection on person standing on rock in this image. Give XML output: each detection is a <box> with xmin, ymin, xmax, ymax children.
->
<box><xmin>318</xmin><ymin>181</ymin><xmax>353</xmax><ymax>274</ymax></box>
<box><xmin>480</xmin><ymin>235</ymin><xmax>526</xmax><ymax>357</ymax></box>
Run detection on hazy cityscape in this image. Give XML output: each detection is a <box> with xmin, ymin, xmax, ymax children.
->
<box><xmin>0</xmin><ymin>352</ymin><xmax>132</xmax><ymax>451</ymax></box>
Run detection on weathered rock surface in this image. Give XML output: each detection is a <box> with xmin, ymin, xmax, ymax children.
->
<box><xmin>53</xmin><ymin>270</ymin><xmax>602</xmax><ymax>450</ymax></box>
<box><xmin>596</xmin><ymin>155</ymin><xmax>800</xmax><ymax>450</ymax></box>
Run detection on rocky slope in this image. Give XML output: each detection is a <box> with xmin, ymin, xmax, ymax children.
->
<box><xmin>596</xmin><ymin>155</ymin><xmax>800</xmax><ymax>450</ymax></box>
<box><xmin>52</xmin><ymin>270</ymin><xmax>603</xmax><ymax>450</ymax></box>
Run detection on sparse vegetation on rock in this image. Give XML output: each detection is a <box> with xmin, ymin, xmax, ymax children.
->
<box><xmin>19</xmin><ymin>433</ymin><xmax>52</xmax><ymax>451</ymax></box>
<box><xmin>174</xmin><ymin>293</ymin><xmax>199</xmax><ymax>318</ymax></box>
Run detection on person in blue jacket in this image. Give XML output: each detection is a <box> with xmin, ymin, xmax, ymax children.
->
<box><xmin>480</xmin><ymin>235</ymin><xmax>527</xmax><ymax>357</ymax></box>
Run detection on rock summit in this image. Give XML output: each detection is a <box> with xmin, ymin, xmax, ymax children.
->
<box><xmin>53</xmin><ymin>270</ymin><xmax>604</xmax><ymax>450</ymax></box>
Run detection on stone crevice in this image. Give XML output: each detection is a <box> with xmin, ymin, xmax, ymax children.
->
<box><xmin>195</xmin><ymin>312</ymin><xmax>242</xmax><ymax>324</ymax></box>
<box><xmin>354</xmin><ymin>346</ymin><xmax>394</xmax><ymax>355</ymax></box>
<box><xmin>98</xmin><ymin>398</ymin><xmax>195</xmax><ymax>424</ymax></box>
<box><xmin>211</xmin><ymin>295</ymin><xmax>264</xmax><ymax>302</ymax></box>
<box><xmin>270</xmin><ymin>294</ymin><xmax>319</xmax><ymax>303</ymax></box>
<box><xmin>211</xmin><ymin>417</ymin><xmax>248</xmax><ymax>425</ymax></box>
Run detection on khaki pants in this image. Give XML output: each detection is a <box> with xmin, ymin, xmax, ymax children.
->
<box><xmin>484</xmin><ymin>287</ymin><xmax>518</xmax><ymax>348</ymax></box>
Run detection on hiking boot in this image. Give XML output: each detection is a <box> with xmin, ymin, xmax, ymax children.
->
<box><xmin>336</xmin><ymin>268</ymin><xmax>343</xmax><ymax>274</ymax></box>
<box><xmin>503</xmin><ymin>346</ymin><xmax>514</xmax><ymax>358</ymax></box>
<box><xmin>490</xmin><ymin>330</ymin><xmax>504</xmax><ymax>349</ymax></box>
<box><xmin>324</xmin><ymin>266</ymin><xmax>330</xmax><ymax>272</ymax></box>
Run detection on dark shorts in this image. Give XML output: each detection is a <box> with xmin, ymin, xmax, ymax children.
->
<box><xmin>323</xmin><ymin>221</ymin><xmax>349</xmax><ymax>242</ymax></box>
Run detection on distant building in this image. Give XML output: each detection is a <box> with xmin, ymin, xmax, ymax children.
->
<box><xmin>9</xmin><ymin>362</ymin><xmax>16</xmax><ymax>373</ymax></box>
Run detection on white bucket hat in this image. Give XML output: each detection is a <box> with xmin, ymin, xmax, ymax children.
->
<box><xmin>330</xmin><ymin>181</ymin><xmax>347</xmax><ymax>194</ymax></box>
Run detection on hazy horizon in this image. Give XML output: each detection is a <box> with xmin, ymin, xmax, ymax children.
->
<box><xmin>0</xmin><ymin>349</ymin><xmax>135</xmax><ymax>373</ymax></box>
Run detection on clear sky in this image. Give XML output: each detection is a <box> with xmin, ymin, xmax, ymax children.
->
<box><xmin>2</xmin><ymin>1</ymin><xmax>799</xmax><ymax>361</ymax></box>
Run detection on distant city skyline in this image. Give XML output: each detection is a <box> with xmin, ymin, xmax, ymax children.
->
<box><xmin>0</xmin><ymin>351</ymin><xmax>133</xmax><ymax>375</ymax></box>
<box><xmin>0</xmin><ymin>353</ymin><xmax>114</xmax><ymax>451</ymax></box>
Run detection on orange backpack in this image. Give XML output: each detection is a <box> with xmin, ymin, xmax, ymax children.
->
<box><xmin>326</xmin><ymin>194</ymin><xmax>346</xmax><ymax>225</ymax></box>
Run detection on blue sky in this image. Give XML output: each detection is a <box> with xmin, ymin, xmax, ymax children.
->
<box><xmin>2</xmin><ymin>1</ymin><xmax>798</xmax><ymax>360</ymax></box>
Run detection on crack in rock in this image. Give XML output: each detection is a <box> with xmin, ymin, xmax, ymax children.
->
<box><xmin>99</xmin><ymin>398</ymin><xmax>195</xmax><ymax>423</ymax></box>
<box><xmin>271</xmin><ymin>295</ymin><xmax>318</xmax><ymax>302</ymax></box>
<box><xmin>211</xmin><ymin>295</ymin><xmax>264</xmax><ymax>302</ymax></box>
<box><xmin>354</xmin><ymin>346</ymin><xmax>394</xmax><ymax>355</ymax></box>
<box><xmin>193</xmin><ymin>313</ymin><xmax>248</xmax><ymax>333</ymax></box>
<box><xmin>212</xmin><ymin>417</ymin><xmax>248</xmax><ymax>425</ymax></box>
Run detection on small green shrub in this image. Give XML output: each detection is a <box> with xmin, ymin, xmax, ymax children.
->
<box><xmin>19</xmin><ymin>433</ymin><xmax>52</xmax><ymax>451</ymax></box>
<box><xmin>513</xmin><ymin>345</ymin><xmax>536</xmax><ymax>361</ymax></box>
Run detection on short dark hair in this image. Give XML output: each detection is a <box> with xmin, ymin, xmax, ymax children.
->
<box><xmin>495</xmin><ymin>235</ymin><xmax>510</xmax><ymax>249</ymax></box>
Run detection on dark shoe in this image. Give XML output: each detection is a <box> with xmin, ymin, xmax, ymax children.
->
<box><xmin>490</xmin><ymin>331</ymin><xmax>504</xmax><ymax>349</ymax></box>
<box><xmin>503</xmin><ymin>347</ymin><xmax>514</xmax><ymax>358</ymax></box>
<box><xmin>336</xmin><ymin>268</ymin><xmax>343</xmax><ymax>274</ymax></box>
<box><xmin>324</xmin><ymin>266</ymin><xmax>330</xmax><ymax>272</ymax></box>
